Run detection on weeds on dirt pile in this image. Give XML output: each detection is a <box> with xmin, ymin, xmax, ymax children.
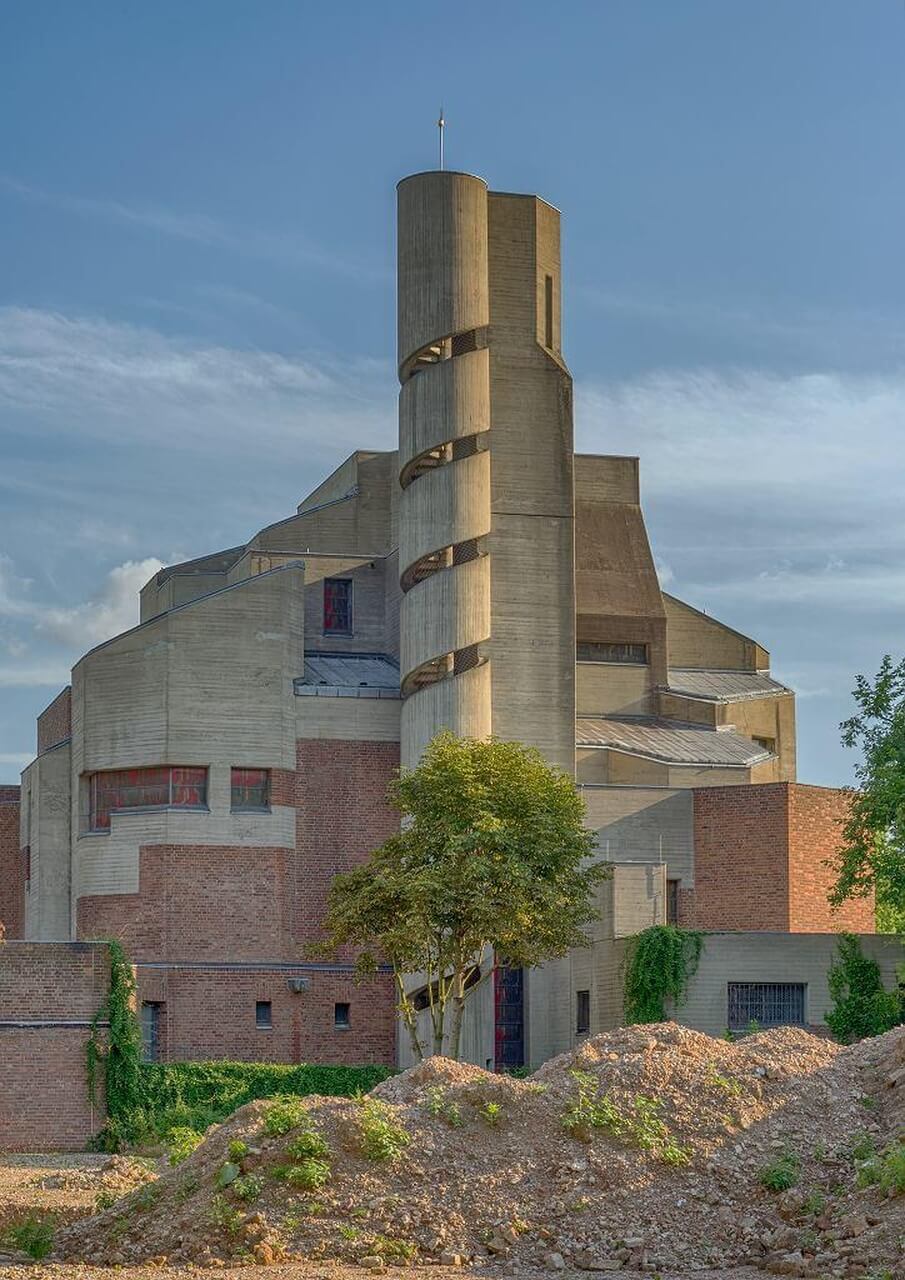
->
<box><xmin>562</xmin><ymin>1068</ymin><xmax>691</xmax><ymax>1165</ymax></box>
<box><xmin>758</xmin><ymin>1150</ymin><xmax>801</xmax><ymax>1192</ymax></box>
<box><xmin>1</xmin><ymin>1214</ymin><xmax>56</xmax><ymax>1260</ymax></box>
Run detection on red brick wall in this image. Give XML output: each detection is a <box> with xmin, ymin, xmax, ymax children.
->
<box><xmin>76</xmin><ymin>738</ymin><xmax>400</xmax><ymax>1065</ymax></box>
<box><xmin>690</xmin><ymin>782</ymin><xmax>875</xmax><ymax>934</ymax></box>
<box><xmin>0</xmin><ymin>942</ymin><xmax>110</xmax><ymax>1150</ymax></box>
<box><xmin>0</xmin><ymin>786</ymin><xmax>23</xmax><ymax>939</ymax></box>
<box><xmin>691</xmin><ymin>783</ymin><xmax>791</xmax><ymax>930</ymax></box>
<box><xmin>788</xmin><ymin>784</ymin><xmax>874</xmax><ymax>933</ymax></box>
<box><xmin>294</xmin><ymin>738</ymin><xmax>400</xmax><ymax>946</ymax></box>
<box><xmin>36</xmin><ymin>686</ymin><xmax>71</xmax><ymax>754</ymax></box>
<box><xmin>136</xmin><ymin>965</ymin><xmax>395</xmax><ymax>1064</ymax></box>
<box><xmin>78</xmin><ymin>845</ymin><xmax>295</xmax><ymax>961</ymax></box>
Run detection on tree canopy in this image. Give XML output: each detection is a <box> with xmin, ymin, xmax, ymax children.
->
<box><xmin>830</xmin><ymin>655</ymin><xmax>905</xmax><ymax>933</ymax></box>
<box><xmin>320</xmin><ymin>731</ymin><xmax>607</xmax><ymax>1060</ymax></box>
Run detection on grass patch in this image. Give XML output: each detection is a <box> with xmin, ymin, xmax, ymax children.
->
<box><xmin>2</xmin><ymin>1215</ymin><xmax>55</xmax><ymax>1260</ymax></box>
<box><xmin>758</xmin><ymin>1151</ymin><xmax>800</xmax><ymax>1192</ymax></box>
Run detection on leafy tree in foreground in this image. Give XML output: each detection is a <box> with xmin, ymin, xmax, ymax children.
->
<box><xmin>829</xmin><ymin>655</ymin><xmax>905</xmax><ymax>933</ymax></box>
<box><xmin>321</xmin><ymin>732</ymin><xmax>607</xmax><ymax>1061</ymax></box>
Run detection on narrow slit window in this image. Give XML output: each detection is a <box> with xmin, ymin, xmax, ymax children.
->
<box><xmin>255</xmin><ymin>1000</ymin><xmax>272</xmax><ymax>1029</ymax></box>
<box><xmin>576</xmin><ymin>989</ymin><xmax>590</xmax><ymax>1035</ymax></box>
<box><xmin>667</xmin><ymin>879</ymin><xmax>679</xmax><ymax>926</ymax></box>
<box><xmin>544</xmin><ymin>274</ymin><xmax>554</xmax><ymax>348</ymax></box>
<box><xmin>323</xmin><ymin>578</ymin><xmax>353</xmax><ymax>635</ymax></box>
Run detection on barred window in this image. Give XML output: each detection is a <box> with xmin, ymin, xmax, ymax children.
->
<box><xmin>231</xmin><ymin>768</ymin><xmax>270</xmax><ymax>812</ymax></box>
<box><xmin>323</xmin><ymin>578</ymin><xmax>352</xmax><ymax>634</ymax></box>
<box><xmin>727</xmin><ymin>982</ymin><xmax>806</xmax><ymax>1031</ymax></box>
<box><xmin>256</xmin><ymin>1001</ymin><xmax>272</xmax><ymax>1029</ymax></box>
<box><xmin>88</xmin><ymin>766</ymin><xmax>207</xmax><ymax>831</ymax></box>
<box><xmin>667</xmin><ymin>879</ymin><xmax>680</xmax><ymax>926</ymax></box>
<box><xmin>577</xmin><ymin>641</ymin><xmax>648</xmax><ymax>665</ymax></box>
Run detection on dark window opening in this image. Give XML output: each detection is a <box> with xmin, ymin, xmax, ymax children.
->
<box><xmin>577</xmin><ymin>641</ymin><xmax>648</xmax><ymax>665</ymax></box>
<box><xmin>323</xmin><ymin>578</ymin><xmax>353</xmax><ymax>635</ymax></box>
<box><xmin>576</xmin><ymin>989</ymin><xmax>590</xmax><ymax>1035</ymax></box>
<box><xmin>88</xmin><ymin>766</ymin><xmax>207</xmax><ymax>832</ymax></box>
<box><xmin>494</xmin><ymin>964</ymin><xmax>524</xmax><ymax>1071</ymax></box>
<box><xmin>231</xmin><ymin>767</ymin><xmax>271</xmax><ymax>811</ymax></box>
<box><xmin>255</xmin><ymin>1000</ymin><xmax>273</xmax><ymax>1029</ymax></box>
<box><xmin>413</xmin><ymin>966</ymin><xmax>481</xmax><ymax>1012</ymax></box>
<box><xmin>23</xmin><ymin>845</ymin><xmax>31</xmax><ymax>892</ymax></box>
<box><xmin>727</xmin><ymin>982</ymin><xmax>806</xmax><ymax>1032</ymax></box>
<box><xmin>544</xmin><ymin>274</ymin><xmax>554</xmax><ymax>348</ymax></box>
<box><xmin>141</xmin><ymin>1001</ymin><xmax>163</xmax><ymax>1063</ymax></box>
<box><xmin>334</xmin><ymin>1001</ymin><xmax>351</xmax><ymax>1029</ymax></box>
<box><xmin>667</xmin><ymin>879</ymin><xmax>679</xmax><ymax>926</ymax></box>
<box><xmin>752</xmin><ymin>736</ymin><xmax>776</xmax><ymax>754</ymax></box>
<box><xmin>451</xmin><ymin>329</ymin><xmax>478</xmax><ymax>357</ymax></box>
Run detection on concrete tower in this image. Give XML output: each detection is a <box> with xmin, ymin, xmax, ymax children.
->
<box><xmin>397</xmin><ymin>171</ymin><xmax>575</xmax><ymax>771</ymax></box>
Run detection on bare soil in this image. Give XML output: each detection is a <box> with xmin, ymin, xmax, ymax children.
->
<box><xmin>4</xmin><ymin>1021</ymin><xmax>905</xmax><ymax>1279</ymax></box>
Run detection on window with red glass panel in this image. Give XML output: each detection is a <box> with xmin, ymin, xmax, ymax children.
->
<box><xmin>88</xmin><ymin>766</ymin><xmax>207</xmax><ymax>831</ymax></box>
<box><xmin>230</xmin><ymin>768</ymin><xmax>270</xmax><ymax>811</ymax></box>
<box><xmin>323</xmin><ymin>578</ymin><xmax>352</xmax><ymax>634</ymax></box>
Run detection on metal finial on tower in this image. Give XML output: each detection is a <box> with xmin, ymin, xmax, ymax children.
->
<box><xmin>437</xmin><ymin>108</ymin><xmax>445</xmax><ymax>170</ymax></box>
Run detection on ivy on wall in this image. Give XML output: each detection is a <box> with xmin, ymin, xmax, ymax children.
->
<box><xmin>623</xmin><ymin>925</ymin><xmax>704</xmax><ymax>1024</ymax></box>
<box><xmin>826</xmin><ymin>932</ymin><xmax>904</xmax><ymax>1043</ymax></box>
<box><xmin>87</xmin><ymin>940</ymin><xmax>143</xmax><ymax>1123</ymax></box>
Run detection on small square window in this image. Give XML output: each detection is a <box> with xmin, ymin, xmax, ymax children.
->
<box><xmin>576</xmin><ymin>989</ymin><xmax>590</xmax><ymax>1035</ymax></box>
<box><xmin>255</xmin><ymin>1000</ymin><xmax>272</xmax><ymax>1029</ymax></box>
<box><xmin>334</xmin><ymin>1001</ymin><xmax>351</xmax><ymax>1030</ymax></box>
<box><xmin>323</xmin><ymin>578</ymin><xmax>353</xmax><ymax>635</ymax></box>
<box><xmin>231</xmin><ymin>768</ymin><xmax>270</xmax><ymax>811</ymax></box>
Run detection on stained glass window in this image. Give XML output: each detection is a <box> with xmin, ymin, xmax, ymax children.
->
<box><xmin>88</xmin><ymin>766</ymin><xmax>207</xmax><ymax>831</ymax></box>
<box><xmin>323</xmin><ymin>578</ymin><xmax>352</xmax><ymax>634</ymax></box>
<box><xmin>231</xmin><ymin>768</ymin><xmax>270</xmax><ymax>811</ymax></box>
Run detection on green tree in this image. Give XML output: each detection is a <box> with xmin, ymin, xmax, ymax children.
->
<box><xmin>320</xmin><ymin>732</ymin><xmax>607</xmax><ymax>1061</ymax></box>
<box><xmin>829</xmin><ymin>655</ymin><xmax>905</xmax><ymax>930</ymax></box>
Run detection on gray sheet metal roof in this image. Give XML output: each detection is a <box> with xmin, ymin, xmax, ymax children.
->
<box><xmin>576</xmin><ymin>717</ymin><xmax>773</xmax><ymax>767</ymax></box>
<box><xmin>295</xmin><ymin>651</ymin><xmax>400</xmax><ymax>698</ymax></box>
<box><xmin>666</xmin><ymin>668</ymin><xmax>791</xmax><ymax>703</ymax></box>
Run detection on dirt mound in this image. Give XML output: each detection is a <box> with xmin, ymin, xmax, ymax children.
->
<box><xmin>56</xmin><ymin>1023</ymin><xmax>905</xmax><ymax>1277</ymax></box>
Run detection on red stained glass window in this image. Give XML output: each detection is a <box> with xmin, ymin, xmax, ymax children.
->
<box><xmin>231</xmin><ymin>768</ymin><xmax>270</xmax><ymax>811</ymax></box>
<box><xmin>323</xmin><ymin>578</ymin><xmax>352</xmax><ymax>634</ymax></box>
<box><xmin>88</xmin><ymin>766</ymin><xmax>207</xmax><ymax>831</ymax></box>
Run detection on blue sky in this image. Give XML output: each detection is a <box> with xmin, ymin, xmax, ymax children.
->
<box><xmin>1</xmin><ymin>1</ymin><xmax>904</xmax><ymax>784</ymax></box>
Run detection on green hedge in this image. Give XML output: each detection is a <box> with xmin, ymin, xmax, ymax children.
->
<box><xmin>94</xmin><ymin>1059</ymin><xmax>395</xmax><ymax>1151</ymax></box>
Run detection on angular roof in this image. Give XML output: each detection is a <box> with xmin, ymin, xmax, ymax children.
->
<box><xmin>295</xmin><ymin>651</ymin><xmax>400</xmax><ymax>698</ymax></box>
<box><xmin>666</xmin><ymin>669</ymin><xmax>791</xmax><ymax>703</ymax></box>
<box><xmin>575</xmin><ymin>716</ymin><xmax>773</xmax><ymax>767</ymax></box>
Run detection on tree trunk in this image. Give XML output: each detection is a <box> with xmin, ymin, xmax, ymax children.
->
<box><xmin>449</xmin><ymin>967</ymin><xmax>467</xmax><ymax>1062</ymax></box>
<box><xmin>394</xmin><ymin>971</ymin><xmax>424</xmax><ymax>1062</ymax></box>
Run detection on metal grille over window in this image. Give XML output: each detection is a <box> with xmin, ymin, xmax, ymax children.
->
<box><xmin>727</xmin><ymin>982</ymin><xmax>806</xmax><ymax>1031</ymax></box>
<box><xmin>323</xmin><ymin>578</ymin><xmax>353</xmax><ymax>634</ymax></box>
<box><xmin>577</xmin><ymin>641</ymin><xmax>648</xmax><ymax>665</ymax></box>
<box><xmin>88</xmin><ymin>766</ymin><xmax>207</xmax><ymax>831</ymax></box>
<box><xmin>140</xmin><ymin>1002</ymin><xmax>162</xmax><ymax>1063</ymax></box>
<box><xmin>453</xmin><ymin>644</ymin><xmax>480</xmax><ymax>675</ymax></box>
<box><xmin>231</xmin><ymin>768</ymin><xmax>270</xmax><ymax>811</ymax></box>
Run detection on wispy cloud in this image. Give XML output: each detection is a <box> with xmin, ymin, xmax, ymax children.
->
<box><xmin>0</xmin><ymin>174</ymin><xmax>387</xmax><ymax>281</ymax></box>
<box><xmin>0</xmin><ymin>555</ymin><xmax>164</xmax><ymax>675</ymax></box>
<box><xmin>0</xmin><ymin>306</ymin><xmax>396</xmax><ymax>459</ymax></box>
<box><xmin>0</xmin><ymin>751</ymin><xmax>31</xmax><ymax>767</ymax></box>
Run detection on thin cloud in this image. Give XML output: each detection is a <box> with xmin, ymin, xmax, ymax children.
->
<box><xmin>0</xmin><ymin>174</ymin><xmax>387</xmax><ymax>281</ymax></box>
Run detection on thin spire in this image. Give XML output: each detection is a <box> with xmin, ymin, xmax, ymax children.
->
<box><xmin>437</xmin><ymin>107</ymin><xmax>445</xmax><ymax>170</ymax></box>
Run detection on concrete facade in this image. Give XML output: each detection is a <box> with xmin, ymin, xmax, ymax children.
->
<box><xmin>11</xmin><ymin>168</ymin><xmax>869</xmax><ymax>1070</ymax></box>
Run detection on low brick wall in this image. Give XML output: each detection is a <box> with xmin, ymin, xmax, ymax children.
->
<box><xmin>0</xmin><ymin>941</ymin><xmax>110</xmax><ymax>1151</ymax></box>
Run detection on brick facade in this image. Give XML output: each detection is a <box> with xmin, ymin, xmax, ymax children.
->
<box><xmin>36</xmin><ymin>686</ymin><xmax>71</xmax><ymax>754</ymax></box>
<box><xmin>690</xmin><ymin>782</ymin><xmax>873</xmax><ymax>933</ymax></box>
<box><xmin>0</xmin><ymin>785</ymin><xmax>23</xmax><ymax>939</ymax></box>
<box><xmin>76</xmin><ymin>738</ymin><xmax>400</xmax><ymax>1065</ymax></box>
<box><xmin>0</xmin><ymin>941</ymin><xmax>110</xmax><ymax>1150</ymax></box>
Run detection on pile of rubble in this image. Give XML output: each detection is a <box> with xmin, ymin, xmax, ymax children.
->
<box><xmin>56</xmin><ymin>1022</ymin><xmax>905</xmax><ymax>1277</ymax></box>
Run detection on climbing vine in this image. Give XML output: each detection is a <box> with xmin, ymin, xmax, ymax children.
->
<box><xmin>826</xmin><ymin>932</ymin><xmax>904</xmax><ymax>1043</ymax></box>
<box><xmin>87</xmin><ymin>940</ymin><xmax>143</xmax><ymax>1127</ymax></box>
<box><xmin>623</xmin><ymin>925</ymin><xmax>704</xmax><ymax>1024</ymax></box>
